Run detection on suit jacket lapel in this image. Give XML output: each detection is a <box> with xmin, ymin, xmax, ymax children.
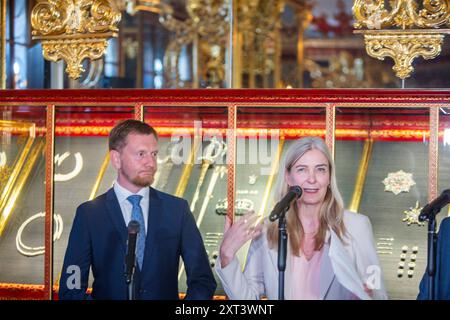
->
<box><xmin>105</xmin><ymin>188</ymin><xmax>127</xmax><ymax>246</ymax></box>
<box><xmin>142</xmin><ymin>187</ymin><xmax>163</xmax><ymax>270</ymax></box>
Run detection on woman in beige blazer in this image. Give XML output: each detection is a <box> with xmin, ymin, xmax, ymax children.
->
<box><xmin>215</xmin><ymin>137</ymin><xmax>388</xmax><ymax>300</ymax></box>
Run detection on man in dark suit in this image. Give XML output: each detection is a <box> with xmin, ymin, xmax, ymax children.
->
<box><xmin>59</xmin><ymin>119</ymin><xmax>216</xmax><ymax>300</ymax></box>
<box><xmin>417</xmin><ymin>216</ymin><xmax>450</xmax><ymax>300</ymax></box>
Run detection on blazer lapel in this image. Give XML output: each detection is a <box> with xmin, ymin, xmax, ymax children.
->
<box><xmin>319</xmin><ymin>241</ymin><xmax>335</xmax><ymax>299</ymax></box>
<box><xmin>105</xmin><ymin>188</ymin><xmax>127</xmax><ymax>246</ymax></box>
<box><xmin>141</xmin><ymin>187</ymin><xmax>163</xmax><ymax>270</ymax></box>
<box><xmin>328</xmin><ymin>230</ymin><xmax>371</xmax><ymax>300</ymax></box>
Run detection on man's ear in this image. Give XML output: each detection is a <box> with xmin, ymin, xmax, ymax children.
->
<box><xmin>110</xmin><ymin>149</ymin><xmax>121</xmax><ymax>170</ymax></box>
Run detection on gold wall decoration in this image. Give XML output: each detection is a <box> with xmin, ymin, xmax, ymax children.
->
<box><xmin>353</xmin><ymin>0</ymin><xmax>450</xmax><ymax>79</ymax></box>
<box><xmin>31</xmin><ymin>0</ymin><xmax>122</xmax><ymax>79</ymax></box>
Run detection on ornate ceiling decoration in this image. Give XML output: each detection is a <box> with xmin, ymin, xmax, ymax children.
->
<box><xmin>31</xmin><ymin>0</ymin><xmax>121</xmax><ymax>79</ymax></box>
<box><xmin>353</xmin><ymin>0</ymin><xmax>450</xmax><ymax>79</ymax></box>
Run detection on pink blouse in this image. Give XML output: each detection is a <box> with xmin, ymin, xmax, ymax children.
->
<box><xmin>290</xmin><ymin>248</ymin><xmax>324</xmax><ymax>300</ymax></box>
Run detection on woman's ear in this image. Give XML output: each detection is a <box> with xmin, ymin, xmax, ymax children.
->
<box><xmin>110</xmin><ymin>149</ymin><xmax>121</xmax><ymax>170</ymax></box>
<box><xmin>284</xmin><ymin>169</ymin><xmax>291</xmax><ymax>186</ymax></box>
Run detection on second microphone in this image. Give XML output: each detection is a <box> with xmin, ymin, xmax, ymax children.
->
<box><xmin>269</xmin><ymin>186</ymin><xmax>303</xmax><ymax>222</ymax></box>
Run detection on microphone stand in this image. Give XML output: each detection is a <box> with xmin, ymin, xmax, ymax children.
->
<box><xmin>270</xmin><ymin>186</ymin><xmax>302</xmax><ymax>300</ymax></box>
<box><xmin>277</xmin><ymin>207</ymin><xmax>289</xmax><ymax>300</ymax></box>
<box><xmin>421</xmin><ymin>189</ymin><xmax>450</xmax><ymax>299</ymax></box>
<box><xmin>125</xmin><ymin>257</ymin><xmax>137</xmax><ymax>300</ymax></box>
<box><xmin>426</xmin><ymin>209</ymin><xmax>438</xmax><ymax>300</ymax></box>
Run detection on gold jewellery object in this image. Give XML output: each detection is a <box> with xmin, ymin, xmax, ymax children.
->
<box><xmin>215</xmin><ymin>198</ymin><xmax>255</xmax><ymax>216</ymax></box>
<box><xmin>31</xmin><ymin>0</ymin><xmax>122</xmax><ymax>79</ymax></box>
<box><xmin>353</xmin><ymin>0</ymin><xmax>450</xmax><ymax>79</ymax></box>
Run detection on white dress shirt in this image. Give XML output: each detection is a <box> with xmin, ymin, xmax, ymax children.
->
<box><xmin>113</xmin><ymin>181</ymin><xmax>149</xmax><ymax>233</ymax></box>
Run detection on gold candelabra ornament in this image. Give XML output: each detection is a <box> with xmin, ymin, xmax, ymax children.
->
<box><xmin>304</xmin><ymin>52</ymin><xmax>370</xmax><ymax>88</ymax></box>
<box><xmin>121</xmin><ymin>0</ymin><xmax>166</xmax><ymax>14</ymax></box>
<box><xmin>31</xmin><ymin>0</ymin><xmax>121</xmax><ymax>79</ymax></box>
<box><xmin>353</xmin><ymin>0</ymin><xmax>450</xmax><ymax>79</ymax></box>
<box><xmin>158</xmin><ymin>0</ymin><xmax>229</xmax><ymax>88</ymax></box>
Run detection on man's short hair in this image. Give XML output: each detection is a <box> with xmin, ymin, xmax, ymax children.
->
<box><xmin>109</xmin><ymin>119</ymin><xmax>158</xmax><ymax>151</ymax></box>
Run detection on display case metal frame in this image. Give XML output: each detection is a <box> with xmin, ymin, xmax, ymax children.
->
<box><xmin>0</xmin><ymin>88</ymin><xmax>448</xmax><ymax>299</ymax></box>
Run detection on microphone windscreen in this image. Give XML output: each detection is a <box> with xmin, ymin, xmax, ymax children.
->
<box><xmin>290</xmin><ymin>186</ymin><xmax>302</xmax><ymax>197</ymax></box>
<box><xmin>128</xmin><ymin>220</ymin><xmax>140</xmax><ymax>234</ymax></box>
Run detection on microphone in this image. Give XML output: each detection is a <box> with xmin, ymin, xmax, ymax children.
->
<box><xmin>125</xmin><ymin>220</ymin><xmax>140</xmax><ymax>284</ymax></box>
<box><xmin>269</xmin><ymin>186</ymin><xmax>303</xmax><ymax>222</ymax></box>
<box><xmin>419</xmin><ymin>189</ymin><xmax>450</xmax><ymax>222</ymax></box>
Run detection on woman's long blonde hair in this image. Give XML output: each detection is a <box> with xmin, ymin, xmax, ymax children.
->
<box><xmin>267</xmin><ymin>137</ymin><xmax>346</xmax><ymax>256</ymax></box>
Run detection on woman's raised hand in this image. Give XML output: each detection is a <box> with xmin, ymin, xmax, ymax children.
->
<box><xmin>219</xmin><ymin>211</ymin><xmax>263</xmax><ymax>268</ymax></box>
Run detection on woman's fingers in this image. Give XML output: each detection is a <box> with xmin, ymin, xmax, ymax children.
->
<box><xmin>224</xmin><ymin>212</ymin><xmax>263</xmax><ymax>249</ymax></box>
<box><xmin>219</xmin><ymin>213</ymin><xmax>264</xmax><ymax>268</ymax></box>
<box><xmin>250</xmin><ymin>228</ymin><xmax>262</xmax><ymax>239</ymax></box>
<box><xmin>239</xmin><ymin>210</ymin><xmax>256</xmax><ymax>224</ymax></box>
<box><xmin>242</xmin><ymin>226</ymin><xmax>262</xmax><ymax>242</ymax></box>
<box><xmin>241</xmin><ymin>215</ymin><xmax>264</xmax><ymax>240</ymax></box>
<box><xmin>363</xmin><ymin>283</ymin><xmax>374</xmax><ymax>297</ymax></box>
<box><xmin>240</xmin><ymin>211</ymin><xmax>260</xmax><ymax>226</ymax></box>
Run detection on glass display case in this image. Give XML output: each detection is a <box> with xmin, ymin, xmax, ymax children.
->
<box><xmin>0</xmin><ymin>104</ymin><xmax>47</xmax><ymax>298</ymax></box>
<box><xmin>335</xmin><ymin>107</ymin><xmax>431</xmax><ymax>300</ymax></box>
<box><xmin>0</xmin><ymin>89</ymin><xmax>449</xmax><ymax>300</ymax></box>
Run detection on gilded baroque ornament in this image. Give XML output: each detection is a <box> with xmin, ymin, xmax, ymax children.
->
<box><xmin>360</xmin><ymin>30</ymin><xmax>445</xmax><ymax>79</ymax></box>
<box><xmin>31</xmin><ymin>0</ymin><xmax>121</xmax><ymax>79</ymax></box>
<box><xmin>382</xmin><ymin>170</ymin><xmax>416</xmax><ymax>195</ymax></box>
<box><xmin>353</xmin><ymin>0</ymin><xmax>450</xmax><ymax>79</ymax></box>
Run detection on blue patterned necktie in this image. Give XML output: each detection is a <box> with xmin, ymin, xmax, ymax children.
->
<box><xmin>127</xmin><ymin>195</ymin><xmax>146</xmax><ymax>269</ymax></box>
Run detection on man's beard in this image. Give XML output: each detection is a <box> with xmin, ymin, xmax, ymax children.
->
<box><xmin>122</xmin><ymin>169</ymin><xmax>154</xmax><ymax>187</ymax></box>
<box><xmin>132</xmin><ymin>175</ymin><xmax>154</xmax><ymax>187</ymax></box>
